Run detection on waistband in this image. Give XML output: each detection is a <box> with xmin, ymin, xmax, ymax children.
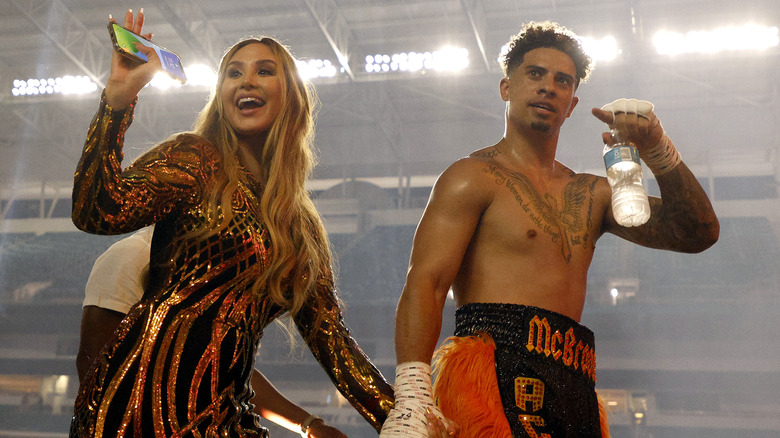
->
<box><xmin>455</xmin><ymin>303</ymin><xmax>597</xmax><ymax>383</ymax></box>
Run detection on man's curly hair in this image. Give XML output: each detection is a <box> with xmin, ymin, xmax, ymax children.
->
<box><xmin>501</xmin><ymin>21</ymin><xmax>593</xmax><ymax>86</ymax></box>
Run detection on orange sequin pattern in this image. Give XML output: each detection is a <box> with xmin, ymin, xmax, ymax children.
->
<box><xmin>70</xmin><ymin>95</ymin><xmax>394</xmax><ymax>437</ymax></box>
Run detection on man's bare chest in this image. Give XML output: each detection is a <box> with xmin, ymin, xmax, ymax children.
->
<box><xmin>479</xmin><ymin>165</ymin><xmax>601</xmax><ymax>263</ymax></box>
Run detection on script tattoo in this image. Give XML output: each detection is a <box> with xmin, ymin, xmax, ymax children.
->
<box><xmin>472</xmin><ymin>147</ymin><xmax>501</xmax><ymax>160</ymax></box>
<box><xmin>483</xmin><ymin>164</ymin><xmax>597</xmax><ymax>263</ymax></box>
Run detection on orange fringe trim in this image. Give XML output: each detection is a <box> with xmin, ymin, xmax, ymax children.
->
<box><xmin>432</xmin><ymin>332</ymin><xmax>611</xmax><ymax>438</ymax></box>
<box><xmin>597</xmin><ymin>391</ymin><xmax>611</xmax><ymax>438</ymax></box>
<box><xmin>432</xmin><ymin>332</ymin><xmax>512</xmax><ymax>438</ymax></box>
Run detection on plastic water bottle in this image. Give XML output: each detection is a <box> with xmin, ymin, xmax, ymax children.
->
<box><xmin>603</xmin><ymin>129</ymin><xmax>650</xmax><ymax>227</ymax></box>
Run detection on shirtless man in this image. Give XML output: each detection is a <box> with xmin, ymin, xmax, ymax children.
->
<box><xmin>380</xmin><ymin>21</ymin><xmax>719</xmax><ymax>437</ymax></box>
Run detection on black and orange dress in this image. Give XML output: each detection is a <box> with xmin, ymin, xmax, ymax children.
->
<box><xmin>70</xmin><ymin>94</ymin><xmax>394</xmax><ymax>437</ymax></box>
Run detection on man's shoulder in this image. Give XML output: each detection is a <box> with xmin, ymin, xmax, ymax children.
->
<box><xmin>441</xmin><ymin>146</ymin><xmax>502</xmax><ymax>176</ymax></box>
<box><xmin>563</xmin><ymin>166</ymin><xmax>610</xmax><ymax>191</ymax></box>
<box><xmin>438</xmin><ymin>154</ymin><xmax>498</xmax><ymax>188</ymax></box>
<box><xmin>428</xmin><ymin>151</ymin><xmax>503</xmax><ymax>207</ymax></box>
<box><xmin>468</xmin><ymin>145</ymin><xmax>503</xmax><ymax>161</ymax></box>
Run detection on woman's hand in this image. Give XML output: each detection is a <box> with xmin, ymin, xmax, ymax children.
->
<box><xmin>105</xmin><ymin>8</ymin><xmax>161</xmax><ymax>110</ymax></box>
<box><xmin>306</xmin><ymin>419</ymin><xmax>347</xmax><ymax>438</ymax></box>
<box><xmin>425</xmin><ymin>408</ymin><xmax>460</xmax><ymax>437</ymax></box>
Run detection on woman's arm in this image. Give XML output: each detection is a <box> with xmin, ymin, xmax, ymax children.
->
<box><xmin>71</xmin><ymin>96</ymin><xmax>219</xmax><ymax>235</ymax></box>
<box><xmin>250</xmin><ymin>370</ymin><xmax>346</xmax><ymax>438</ymax></box>
<box><xmin>72</xmin><ymin>10</ymin><xmax>217</xmax><ymax>235</ymax></box>
<box><xmin>294</xmin><ymin>275</ymin><xmax>394</xmax><ymax>432</ymax></box>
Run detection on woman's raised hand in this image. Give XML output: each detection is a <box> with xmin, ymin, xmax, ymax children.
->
<box><xmin>105</xmin><ymin>8</ymin><xmax>162</xmax><ymax>110</ymax></box>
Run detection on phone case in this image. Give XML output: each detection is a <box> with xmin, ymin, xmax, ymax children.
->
<box><xmin>107</xmin><ymin>22</ymin><xmax>187</xmax><ymax>83</ymax></box>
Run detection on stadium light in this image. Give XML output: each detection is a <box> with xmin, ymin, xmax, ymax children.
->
<box><xmin>498</xmin><ymin>34</ymin><xmax>621</xmax><ymax>67</ymax></box>
<box><xmin>365</xmin><ymin>46</ymin><xmax>470</xmax><ymax>74</ymax></box>
<box><xmin>653</xmin><ymin>24</ymin><xmax>779</xmax><ymax>55</ymax></box>
<box><xmin>581</xmin><ymin>35</ymin><xmax>620</xmax><ymax>62</ymax></box>
<box><xmin>149</xmin><ymin>71</ymin><xmax>182</xmax><ymax>90</ymax></box>
<box><xmin>11</xmin><ymin>64</ymin><xmax>219</xmax><ymax>98</ymax></box>
<box><xmin>297</xmin><ymin>58</ymin><xmax>338</xmax><ymax>80</ymax></box>
<box><xmin>12</xmin><ymin>75</ymin><xmax>98</xmax><ymax>97</ymax></box>
<box><xmin>433</xmin><ymin>46</ymin><xmax>470</xmax><ymax>71</ymax></box>
<box><xmin>183</xmin><ymin>64</ymin><xmax>217</xmax><ymax>87</ymax></box>
<box><xmin>147</xmin><ymin>63</ymin><xmax>219</xmax><ymax>90</ymax></box>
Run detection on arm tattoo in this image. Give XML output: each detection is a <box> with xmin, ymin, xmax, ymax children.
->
<box><xmin>615</xmin><ymin>163</ymin><xmax>719</xmax><ymax>252</ymax></box>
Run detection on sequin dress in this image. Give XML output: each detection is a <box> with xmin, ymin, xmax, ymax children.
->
<box><xmin>70</xmin><ymin>94</ymin><xmax>394</xmax><ymax>437</ymax></box>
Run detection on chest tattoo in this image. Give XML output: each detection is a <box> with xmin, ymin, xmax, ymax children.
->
<box><xmin>483</xmin><ymin>164</ymin><xmax>597</xmax><ymax>263</ymax></box>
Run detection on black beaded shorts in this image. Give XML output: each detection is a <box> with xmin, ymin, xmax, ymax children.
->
<box><xmin>437</xmin><ymin>303</ymin><xmax>602</xmax><ymax>438</ymax></box>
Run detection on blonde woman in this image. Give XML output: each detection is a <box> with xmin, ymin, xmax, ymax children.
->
<box><xmin>71</xmin><ymin>9</ymin><xmax>393</xmax><ymax>437</ymax></box>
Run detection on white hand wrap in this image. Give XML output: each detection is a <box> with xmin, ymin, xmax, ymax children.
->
<box><xmin>380</xmin><ymin>362</ymin><xmax>442</xmax><ymax>437</ymax></box>
<box><xmin>640</xmin><ymin>134</ymin><xmax>682</xmax><ymax>176</ymax></box>
<box><xmin>601</xmin><ymin>97</ymin><xmax>654</xmax><ymax>118</ymax></box>
<box><xmin>601</xmin><ymin>98</ymin><xmax>682</xmax><ymax>176</ymax></box>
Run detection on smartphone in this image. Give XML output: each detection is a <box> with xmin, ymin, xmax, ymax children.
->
<box><xmin>108</xmin><ymin>22</ymin><xmax>187</xmax><ymax>83</ymax></box>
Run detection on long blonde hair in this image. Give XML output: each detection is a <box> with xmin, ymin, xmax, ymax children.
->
<box><xmin>190</xmin><ymin>37</ymin><xmax>331</xmax><ymax>318</ymax></box>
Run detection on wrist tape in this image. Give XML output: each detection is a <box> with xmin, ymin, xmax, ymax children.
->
<box><xmin>380</xmin><ymin>362</ymin><xmax>435</xmax><ymax>436</ymax></box>
<box><xmin>642</xmin><ymin>133</ymin><xmax>682</xmax><ymax>176</ymax></box>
